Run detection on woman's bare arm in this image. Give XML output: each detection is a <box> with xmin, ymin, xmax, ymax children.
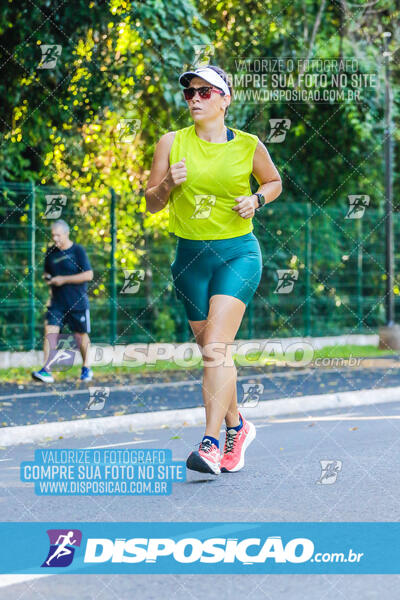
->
<box><xmin>145</xmin><ymin>132</ymin><xmax>187</xmax><ymax>214</ymax></box>
<box><xmin>251</xmin><ymin>140</ymin><xmax>282</xmax><ymax>205</ymax></box>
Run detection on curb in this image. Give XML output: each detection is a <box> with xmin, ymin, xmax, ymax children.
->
<box><xmin>1</xmin><ymin>385</ymin><xmax>400</xmax><ymax>447</ymax></box>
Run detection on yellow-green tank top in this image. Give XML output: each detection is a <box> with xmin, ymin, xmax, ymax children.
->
<box><xmin>168</xmin><ymin>125</ymin><xmax>259</xmax><ymax>240</ymax></box>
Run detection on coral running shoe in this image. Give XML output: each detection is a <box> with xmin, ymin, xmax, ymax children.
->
<box><xmin>186</xmin><ymin>438</ymin><xmax>221</xmax><ymax>475</ymax></box>
<box><xmin>220</xmin><ymin>413</ymin><xmax>256</xmax><ymax>472</ymax></box>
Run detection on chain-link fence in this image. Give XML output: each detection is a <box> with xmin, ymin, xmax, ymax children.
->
<box><xmin>0</xmin><ymin>181</ymin><xmax>394</xmax><ymax>352</ymax></box>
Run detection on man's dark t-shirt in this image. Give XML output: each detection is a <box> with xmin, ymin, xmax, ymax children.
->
<box><xmin>44</xmin><ymin>243</ymin><xmax>92</xmax><ymax>311</ymax></box>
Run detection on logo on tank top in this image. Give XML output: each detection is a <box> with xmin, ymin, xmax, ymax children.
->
<box><xmin>191</xmin><ymin>195</ymin><xmax>216</xmax><ymax>219</ymax></box>
<box><xmin>52</xmin><ymin>254</ymin><xmax>71</xmax><ymax>264</ymax></box>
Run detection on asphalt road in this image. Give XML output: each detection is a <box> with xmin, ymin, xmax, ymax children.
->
<box><xmin>1</xmin><ymin>401</ymin><xmax>400</xmax><ymax>598</ymax></box>
<box><xmin>2</xmin><ymin>365</ymin><xmax>400</xmax><ymax>426</ymax></box>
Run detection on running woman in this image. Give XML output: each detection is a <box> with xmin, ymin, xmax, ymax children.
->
<box><xmin>145</xmin><ymin>66</ymin><xmax>282</xmax><ymax>475</ymax></box>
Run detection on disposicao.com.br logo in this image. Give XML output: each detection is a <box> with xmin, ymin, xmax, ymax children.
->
<box><xmin>39</xmin><ymin>529</ymin><xmax>364</xmax><ymax>569</ymax></box>
<box><xmin>82</xmin><ymin>536</ymin><xmax>363</xmax><ymax>565</ymax></box>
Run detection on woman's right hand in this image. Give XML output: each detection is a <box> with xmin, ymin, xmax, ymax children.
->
<box><xmin>165</xmin><ymin>157</ymin><xmax>187</xmax><ymax>189</ymax></box>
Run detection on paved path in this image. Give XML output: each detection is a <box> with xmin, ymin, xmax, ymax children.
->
<box><xmin>0</xmin><ymin>401</ymin><xmax>399</xmax><ymax>598</ymax></box>
<box><xmin>1</xmin><ymin>365</ymin><xmax>400</xmax><ymax>427</ymax></box>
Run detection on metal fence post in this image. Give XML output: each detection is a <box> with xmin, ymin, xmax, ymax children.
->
<box><xmin>304</xmin><ymin>202</ymin><xmax>312</xmax><ymax>336</ymax></box>
<box><xmin>356</xmin><ymin>218</ymin><xmax>363</xmax><ymax>330</ymax></box>
<box><xmin>28</xmin><ymin>181</ymin><xmax>36</xmax><ymax>350</ymax></box>
<box><xmin>110</xmin><ymin>188</ymin><xmax>117</xmax><ymax>345</ymax></box>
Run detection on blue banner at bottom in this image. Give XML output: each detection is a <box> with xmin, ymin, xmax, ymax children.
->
<box><xmin>0</xmin><ymin>522</ymin><xmax>398</xmax><ymax>574</ymax></box>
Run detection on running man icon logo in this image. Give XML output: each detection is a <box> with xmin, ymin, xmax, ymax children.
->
<box><xmin>38</xmin><ymin>45</ymin><xmax>62</xmax><ymax>69</ymax></box>
<box><xmin>274</xmin><ymin>270</ymin><xmax>298</xmax><ymax>294</ymax></box>
<box><xmin>44</xmin><ymin>334</ymin><xmax>77</xmax><ymax>372</ymax></box>
<box><xmin>121</xmin><ymin>269</ymin><xmax>145</xmax><ymax>294</ymax></box>
<box><xmin>345</xmin><ymin>195</ymin><xmax>370</xmax><ymax>219</ymax></box>
<box><xmin>316</xmin><ymin>460</ymin><xmax>343</xmax><ymax>485</ymax></box>
<box><xmin>193</xmin><ymin>44</ymin><xmax>215</xmax><ymax>67</ymax></box>
<box><xmin>87</xmin><ymin>387</ymin><xmax>110</xmax><ymax>410</ymax></box>
<box><xmin>191</xmin><ymin>195</ymin><xmax>216</xmax><ymax>219</ymax></box>
<box><xmin>267</xmin><ymin>119</ymin><xmax>291</xmax><ymax>143</ymax></box>
<box><xmin>240</xmin><ymin>383</ymin><xmax>264</xmax><ymax>407</ymax></box>
<box><xmin>41</xmin><ymin>529</ymin><xmax>82</xmax><ymax>568</ymax></box>
<box><xmin>117</xmin><ymin>118</ymin><xmax>141</xmax><ymax>143</ymax></box>
<box><xmin>43</xmin><ymin>194</ymin><xmax>67</xmax><ymax>219</ymax></box>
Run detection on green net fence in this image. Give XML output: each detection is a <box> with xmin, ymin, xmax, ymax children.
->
<box><xmin>0</xmin><ymin>181</ymin><xmax>394</xmax><ymax>352</ymax></box>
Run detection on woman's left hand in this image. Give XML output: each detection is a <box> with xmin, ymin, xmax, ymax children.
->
<box><xmin>232</xmin><ymin>195</ymin><xmax>258</xmax><ymax>219</ymax></box>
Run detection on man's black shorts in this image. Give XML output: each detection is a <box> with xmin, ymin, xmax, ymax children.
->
<box><xmin>46</xmin><ymin>306</ymin><xmax>91</xmax><ymax>333</ymax></box>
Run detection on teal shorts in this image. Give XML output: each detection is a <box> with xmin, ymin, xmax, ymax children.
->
<box><xmin>170</xmin><ymin>232</ymin><xmax>263</xmax><ymax>321</ymax></box>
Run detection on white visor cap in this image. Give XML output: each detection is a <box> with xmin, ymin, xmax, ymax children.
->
<box><xmin>179</xmin><ymin>67</ymin><xmax>231</xmax><ymax>96</ymax></box>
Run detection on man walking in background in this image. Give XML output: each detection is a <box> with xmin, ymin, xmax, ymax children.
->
<box><xmin>32</xmin><ymin>219</ymin><xmax>94</xmax><ymax>383</ymax></box>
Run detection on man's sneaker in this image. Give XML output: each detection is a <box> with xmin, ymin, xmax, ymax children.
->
<box><xmin>220</xmin><ymin>413</ymin><xmax>256</xmax><ymax>473</ymax></box>
<box><xmin>186</xmin><ymin>438</ymin><xmax>221</xmax><ymax>475</ymax></box>
<box><xmin>80</xmin><ymin>367</ymin><xmax>93</xmax><ymax>381</ymax></box>
<box><xmin>32</xmin><ymin>368</ymin><xmax>54</xmax><ymax>383</ymax></box>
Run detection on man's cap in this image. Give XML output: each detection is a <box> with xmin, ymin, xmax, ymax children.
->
<box><xmin>179</xmin><ymin>67</ymin><xmax>230</xmax><ymax>96</ymax></box>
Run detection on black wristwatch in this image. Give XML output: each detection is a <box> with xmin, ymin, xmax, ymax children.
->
<box><xmin>254</xmin><ymin>192</ymin><xmax>266</xmax><ymax>210</ymax></box>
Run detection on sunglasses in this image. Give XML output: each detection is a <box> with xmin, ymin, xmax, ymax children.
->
<box><xmin>183</xmin><ymin>86</ymin><xmax>225</xmax><ymax>100</ymax></box>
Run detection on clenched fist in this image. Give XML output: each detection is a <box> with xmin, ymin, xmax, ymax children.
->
<box><xmin>165</xmin><ymin>157</ymin><xmax>187</xmax><ymax>190</ymax></box>
<box><xmin>232</xmin><ymin>195</ymin><xmax>258</xmax><ymax>219</ymax></box>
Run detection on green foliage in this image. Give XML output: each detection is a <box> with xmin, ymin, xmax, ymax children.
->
<box><xmin>154</xmin><ymin>307</ymin><xmax>176</xmax><ymax>342</ymax></box>
<box><xmin>0</xmin><ymin>0</ymin><xmax>399</xmax><ymax>348</ymax></box>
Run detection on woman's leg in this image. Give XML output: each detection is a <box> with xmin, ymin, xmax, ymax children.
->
<box><xmin>199</xmin><ymin>293</ymin><xmax>246</xmax><ymax>439</ymax></box>
<box><xmin>205</xmin><ymin>238</ymin><xmax>263</xmax><ymax>429</ymax></box>
<box><xmin>189</xmin><ymin>314</ymin><xmax>241</xmax><ymax>429</ymax></box>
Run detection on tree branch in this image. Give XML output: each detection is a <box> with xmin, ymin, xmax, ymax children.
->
<box><xmin>299</xmin><ymin>0</ymin><xmax>327</xmax><ymax>76</ymax></box>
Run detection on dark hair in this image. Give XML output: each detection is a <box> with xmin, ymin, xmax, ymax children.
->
<box><xmin>207</xmin><ymin>65</ymin><xmax>233</xmax><ymax>116</ymax></box>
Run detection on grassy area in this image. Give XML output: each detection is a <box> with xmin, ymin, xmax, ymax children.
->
<box><xmin>246</xmin><ymin>343</ymin><xmax>397</xmax><ymax>362</ymax></box>
<box><xmin>308</xmin><ymin>344</ymin><xmax>397</xmax><ymax>359</ymax></box>
<box><xmin>0</xmin><ymin>360</ymin><xmax>201</xmax><ymax>385</ymax></box>
<box><xmin>0</xmin><ymin>345</ymin><xmax>397</xmax><ymax>384</ymax></box>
